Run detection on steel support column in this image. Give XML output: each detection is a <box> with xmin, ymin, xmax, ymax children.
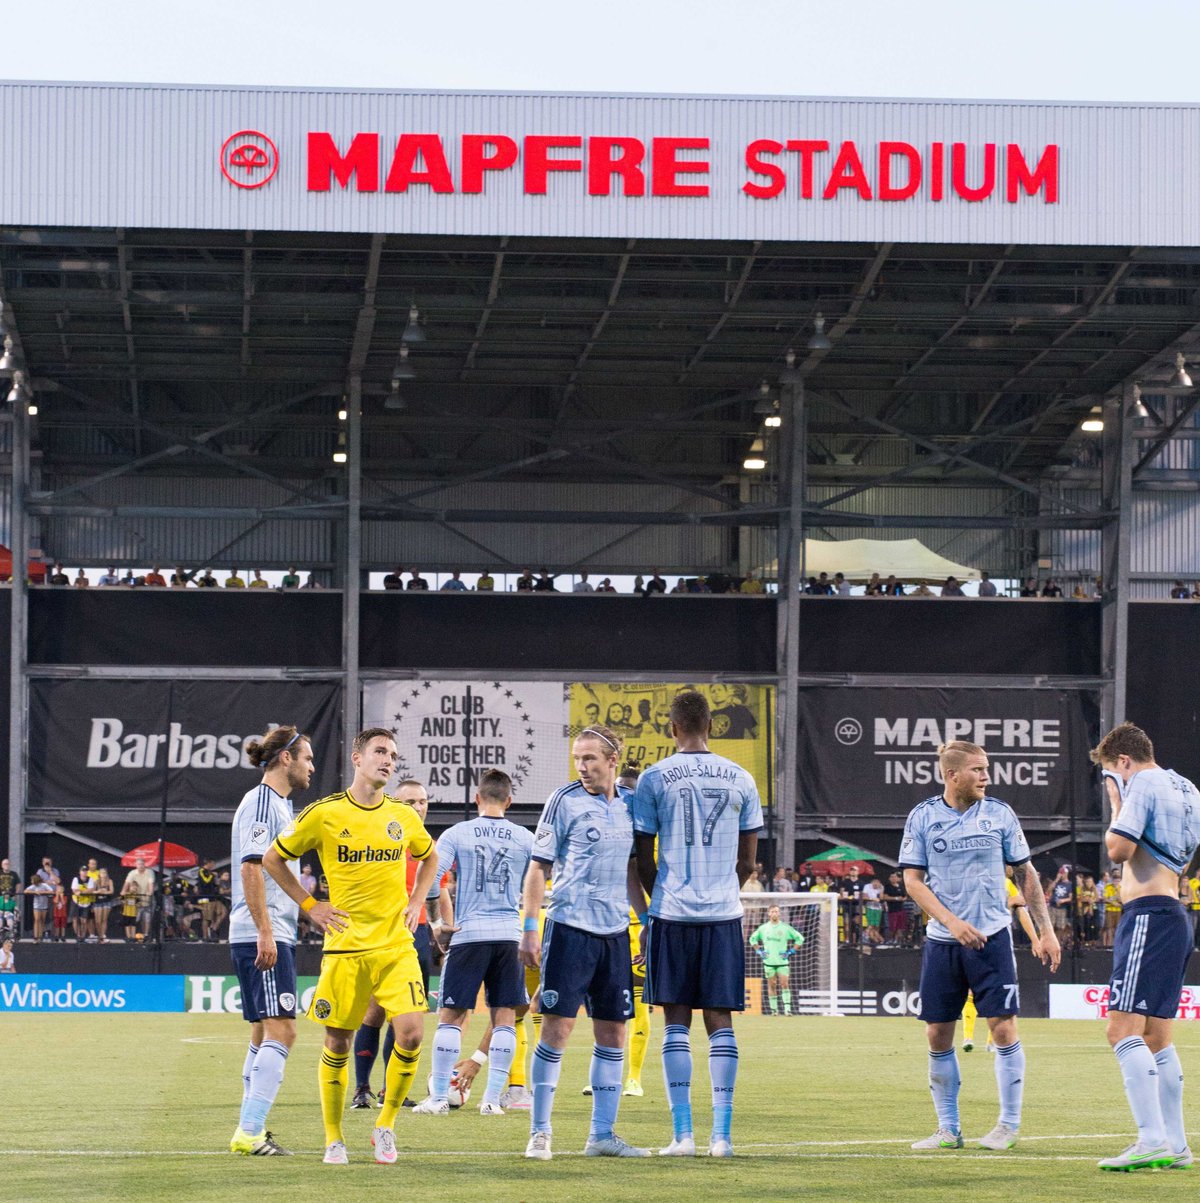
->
<box><xmin>776</xmin><ymin>381</ymin><xmax>805</xmax><ymax>870</ymax></box>
<box><xmin>340</xmin><ymin>376</ymin><xmax>363</xmax><ymax>780</ymax></box>
<box><xmin>1099</xmin><ymin>385</ymin><xmax>1133</xmax><ymax>734</ymax></box>
<box><xmin>7</xmin><ymin>396</ymin><xmax>29</xmax><ymax>875</ymax></box>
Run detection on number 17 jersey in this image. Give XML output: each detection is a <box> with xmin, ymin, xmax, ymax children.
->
<box><xmin>632</xmin><ymin>749</ymin><xmax>763</xmax><ymax>922</ymax></box>
<box><xmin>436</xmin><ymin>816</ymin><xmax>535</xmax><ymax>944</ymax></box>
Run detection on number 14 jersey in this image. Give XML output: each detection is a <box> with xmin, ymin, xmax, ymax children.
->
<box><xmin>632</xmin><ymin>750</ymin><xmax>763</xmax><ymax>923</ymax></box>
<box><xmin>435</xmin><ymin>816</ymin><xmax>535</xmax><ymax>944</ymax></box>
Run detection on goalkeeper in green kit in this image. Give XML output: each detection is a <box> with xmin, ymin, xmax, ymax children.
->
<box><xmin>749</xmin><ymin>905</ymin><xmax>805</xmax><ymax>1016</ymax></box>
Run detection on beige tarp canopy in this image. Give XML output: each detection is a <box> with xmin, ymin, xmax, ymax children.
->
<box><xmin>777</xmin><ymin>538</ymin><xmax>982</xmax><ymax>584</ymax></box>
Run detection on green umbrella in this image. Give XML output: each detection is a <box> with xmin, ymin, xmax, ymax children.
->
<box><xmin>807</xmin><ymin>844</ymin><xmax>876</xmax><ymax>863</ymax></box>
<box><xmin>802</xmin><ymin>844</ymin><xmax>878</xmax><ymax>877</ymax></box>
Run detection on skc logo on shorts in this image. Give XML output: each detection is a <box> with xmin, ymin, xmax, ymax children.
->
<box><xmin>541</xmin><ymin>990</ymin><xmax>559</xmax><ymax>1009</ymax></box>
<box><xmin>386</xmin><ymin>820</ymin><xmax>404</xmax><ymax>841</ymax></box>
<box><xmin>278</xmin><ymin>992</ymin><xmax>296</xmax><ymax>1012</ymax></box>
<box><xmin>313</xmin><ymin>997</ymin><xmax>332</xmax><ymax>1020</ymax></box>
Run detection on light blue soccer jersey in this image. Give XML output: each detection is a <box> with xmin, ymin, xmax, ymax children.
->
<box><xmin>632</xmin><ymin>750</ymin><xmax>764</xmax><ymax>922</ymax></box>
<box><xmin>899</xmin><ymin>794</ymin><xmax>1031</xmax><ymax>943</ymax></box>
<box><xmin>532</xmin><ymin>781</ymin><xmax>635</xmax><ymax>936</ymax></box>
<box><xmin>229</xmin><ymin>782</ymin><xmax>299</xmax><ymax>944</ymax></box>
<box><xmin>1110</xmin><ymin>766</ymin><xmax>1200</xmax><ymax>875</ymax></box>
<box><xmin>436</xmin><ymin>816</ymin><xmax>535</xmax><ymax>944</ymax></box>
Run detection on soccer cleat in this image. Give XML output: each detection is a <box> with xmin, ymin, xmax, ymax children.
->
<box><xmin>412</xmin><ymin>1097</ymin><xmax>450</xmax><ymax>1115</ymax></box>
<box><xmin>584</xmin><ymin>1133</ymin><xmax>652</xmax><ymax>1157</ymax></box>
<box><xmin>230</xmin><ymin>1126</ymin><xmax>291</xmax><ymax>1155</ymax></box>
<box><xmin>1098</xmin><ymin>1142</ymin><xmax>1175</xmax><ymax>1171</ymax></box>
<box><xmin>911</xmin><ymin>1128</ymin><xmax>964</xmax><ymax>1150</ymax></box>
<box><xmin>322</xmin><ymin>1141</ymin><xmax>349</xmax><ymax>1165</ymax></box>
<box><xmin>622</xmin><ymin>1079</ymin><xmax>644</xmax><ymax>1097</ymax></box>
<box><xmin>961</xmin><ymin>1039</ymin><xmax>974</xmax><ymax>1052</ymax></box>
<box><xmin>372</xmin><ymin>1127</ymin><xmax>398</xmax><ymax>1165</ymax></box>
<box><xmin>525</xmin><ymin>1131</ymin><xmax>553</xmax><ymax>1160</ymax></box>
<box><xmin>350</xmin><ymin>1084</ymin><xmax>376</xmax><ymax>1109</ymax></box>
<box><xmin>1167</xmin><ymin>1148</ymin><xmax>1194</xmax><ymax>1169</ymax></box>
<box><xmin>581</xmin><ymin>1084</ymin><xmax>593</xmax><ymax>1096</ymax></box>
<box><xmin>478</xmin><ymin>1100</ymin><xmax>506</xmax><ymax>1116</ymax></box>
<box><xmin>659</xmin><ymin>1136</ymin><xmax>697</xmax><ymax>1156</ymax></box>
<box><xmin>708</xmin><ymin>1139</ymin><xmax>734</xmax><ymax>1158</ymax></box>
<box><xmin>500</xmin><ymin>1085</ymin><xmax>532</xmax><ymax>1110</ymax></box>
<box><xmin>979</xmin><ymin>1123</ymin><xmax>1019</xmax><ymax>1150</ymax></box>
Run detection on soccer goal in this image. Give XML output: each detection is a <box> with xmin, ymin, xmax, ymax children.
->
<box><xmin>742</xmin><ymin>892</ymin><xmax>840</xmax><ymax>1016</ymax></box>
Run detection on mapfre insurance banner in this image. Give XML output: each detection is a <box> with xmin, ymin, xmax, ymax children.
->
<box><xmin>28</xmin><ymin>679</ymin><xmax>341</xmax><ymax>810</ymax></box>
<box><xmin>796</xmin><ymin>686</ymin><xmax>1098</xmax><ymax>818</ymax></box>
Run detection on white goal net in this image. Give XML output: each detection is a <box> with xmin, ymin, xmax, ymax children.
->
<box><xmin>741</xmin><ymin>892</ymin><xmax>839</xmax><ymax>1016</ymax></box>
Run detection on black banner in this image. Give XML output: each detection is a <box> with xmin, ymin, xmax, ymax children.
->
<box><xmin>29</xmin><ymin>680</ymin><xmax>342</xmax><ymax>810</ymax></box>
<box><xmin>797</xmin><ymin>686</ymin><xmax>1099</xmax><ymax>819</ymax></box>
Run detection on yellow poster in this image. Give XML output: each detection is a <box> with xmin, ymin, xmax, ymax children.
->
<box><xmin>567</xmin><ymin>682</ymin><xmax>774</xmax><ymax>805</ymax></box>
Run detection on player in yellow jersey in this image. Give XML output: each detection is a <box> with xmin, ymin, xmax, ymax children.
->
<box><xmin>264</xmin><ymin>728</ymin><xmax>439</xmax><ymax>1167</ymax></box>
<box><xmin>624</xmin><ymin>907</ymin><xmax>651</xmax><ymax>1096</ymax></box>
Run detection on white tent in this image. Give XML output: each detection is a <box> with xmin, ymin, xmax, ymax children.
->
<box><xmin>794</xmin><ymin>538</ymin><xmax>981</xmax><ymax>583</ymax></box>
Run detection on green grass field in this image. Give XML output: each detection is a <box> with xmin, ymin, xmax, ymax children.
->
<box><xmin>2</xmin><ymin>1012</ymin><xmax>1195</xmax><ymax>1201</ymax></box>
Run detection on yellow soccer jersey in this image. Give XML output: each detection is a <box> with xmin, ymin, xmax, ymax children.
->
<box><xmin>274</xmin><ymin>791</ymin><xmax>434</xmax><ymax>955</ymax></box>
<box><xmin>1005</xmin><ymin>878</ymin><xmax>1020</xmax><ymax>903</ymax></box>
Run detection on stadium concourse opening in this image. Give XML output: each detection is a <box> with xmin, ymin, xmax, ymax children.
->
<box><xmin>4</xmin><ymin>85</ymin><xmax>1200</xmax><ymax>986</ymax></box>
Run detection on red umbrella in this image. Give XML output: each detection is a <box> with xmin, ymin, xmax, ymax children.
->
<box><xmin>121</xmin><ymin>841</ymin><xmax>198</xmax><ymax>869</ymax></box>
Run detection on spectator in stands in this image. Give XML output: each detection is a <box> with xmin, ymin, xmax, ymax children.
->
<box><xmin>740</xmin><ymin>569</ymin><xmax>765</xmax><ymax>595</ymax></box>
<box><xmin>883</xmin><ymin>575</ymin><xmax>904</xmax><ymax>596</ymax></box>
<box><xmin>1071</xmin><ymin>583</ymin><xmax>1089</xmax><ymax>599</ymax></box>
<box><xmin>1019</xmin><ymin>577</ymin><xmax>1039</xmax><ymax>597</ymax></box>
<box><xmin>840</xmin><ymin>866</ymin><xmax>867</xmax><ymax>949</ymax></box>
<box><xmin>248</xmin><ymin>569</ymin><xmax>269</xmax><ymax>589</ymax></box>
<box><xmin>534</xmin><ymin>569</ymin><xmax>558</xmax><ymax>592</ymax></box>
<box><xmin>818</xmin><ymin>572</ymin><xmax>835</xmax><ymax>594</ymax></box>
<box><xmin>1076</xmin><ymin>872</ymin><xmax>1098</xmax><ymax>947</ymax></box>
<box><xmin>98</xmin><ymin>566</ymin><xmax>120</xmax><ymax>586</ymax></box>
<box><xmin>407</xmin><ymin>570</ymin><xmax>429</xmax><ymax>590</ymax></box>
<box><xmin>864</xmin><ymin>573</ymin><xmax>883</xmax><ymax>596</ymax></box>
<box><xmin>643</xmin><ymin>570</ymin><xmax>667</xmax><ymax>596</ymax></box>
<box><xmin>120</xmin><ymin>854</ymin><xmax>155</xmax><ymax>940</ymax></box>
<box><xmin>940</xmin><ymin>576</ymin><xmax>965</xmax><ymax>597</ymax></box>
<box><xmin>1049</xmin><ymin>863</ymin><xmax>1073</xmax><ymax>947</ymax></box>
<box><xmin>197</xmin><ymin>568</ymin><xmax>218</xmax><ymax>588</ymax></box>
<box><xmin>1191</xmin><ymin>582</ymin><xmax>1200</xmax><ymax>600</ymax></box>
<box><xmin>670</xmin><ymin>577</ymin><xmax>688</xmax><ymax>594</ymax></box>
<box><xmin>144</xmin><ymin>565</ymin><xmax>166</xmax><ymax>587</ymax></box>
<box><xmin>909</xmin><ymin>582</ymin><xmax>935</xmax><ymax>597</ymax></box>
<box><xmin>382</xmin><ymin>565</ymin><xmax>405</xmax><ymax>590</ymax></box>
<box><xmin>515</xmin><ymin>569</ymin><xmax>536</xmax><ymax>592</ymax></box>
<box><xmin>26</xmin><ymin>856</ymin><xmax>58</xmax><ymax>940</ymax></box>
<box><xmin>71</xmin><ymin>862</ymin><xmax>95</xmax><ymax>941</ymax></box>
<box><xmin>47</xmin><ymin>562</ymin><xmax>69</xmax><ymax>586</ymax></box>
<box><xmin>862</xmin><ymin>874</ymin><xmax>885</xmax><ymax>948</ymax></box>
<box><xmin>92</xmin><ymin>868</ymin><xmax>114</xmax><ymax>942</ymax></box>
<box><xmin>298</xmin><ymin>863</ymin><xmax>319</xmax><ymax>942</ymax></box>
<box><xmin>475</xmin><ymin>569</ymin><xmax>495</xmax><ymax>592</ymax></box>
<box><xmin>743</xmin><ymin>866</ymin><xmax>765</xmax><ymax>894</ymax></box>
<box><xmin>834</xmin><ymin>572</ymin><xmax>852</xmax><ymax>597</ymax></box>
<box><xmin>687</xmin><ymin>576</ymin><xmax>711</xmax><ymax>594</ymax></box>
<box><xmin>0</xmin><ymin>858</ymin><xmax>19</xmax><ymax>938</ymax></box>
<box><xmin>977</xmin><ymin>571</ymin><xmax>997</xmax><ymax>597</ymax></box>
<box><xmin>170</xmin><ymin>566</ymin><xmax>189</xmax><ymax>587</ymax></box>
<box><xmin>301</xmin><ymin>572</ymin><xmax>323</xmax><ymax>588</ymax></box>
<box><xmin>771</xmin><ymin>867</ymin><xmax>791</xmax><ymax>892</ymax></box>
<box><xmin>73</xmin><ymin>568</ymin><xmax>90</xmax><ymax>587</ymax></box>
<box><xmin>883</xmin><ymin>871</ymin><xmax>908</xmax><ymax>946</ymax></box>
<box><xmin>224</xmin><ymin>567</ymin><xmax>246</xmax><ymax>588</ymax></box>
<box><xmin>0</xmin><ymin>938</ymin><xmax>13</xmax><ymax>973</ymax></box>
<box><xmin>596</xmin><ymin>577</ymin><xmax>616</xmax><ymax>593</ymax></box>
<box><xmin>280</xmin><ymin>565</ymin><xmax>300</xmax><ymax>589</ymax></box>
<box><xmin>573</xmin><ymin>572</ymin><xmax>596</xmax><ymax>593</ymax></box>
<box><xmin>803</xmin><ymin>577</ymin><xmax>822</xmax><ymax>595</ymax></box>
<box><xmin>1041</xmin><ymin>577</ymin><xmax>1063</xmax><ymax>598</ymax></box>
<box><xmin>120</xmin><ymin>569</ymin><xmax>136</xmax><ymax>586</ymax></box>
<box><xmin>1170</xmin><ymin>580</ymin><xmax>1189</xmax><ymax>598</ymax></box>
<box><xmin>51</xmin><ymin>883</ymin><xmax>69</xmax><ymax>942</ymax></box>
<box><xmin>440</xmin><ymin>571</ymin><xmax>468</xmax><ymax>591</ymax></box>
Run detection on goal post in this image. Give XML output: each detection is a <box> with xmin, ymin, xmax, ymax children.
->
<box><xmin>741</xmin><ymin>892</ymin><xmax>839</xmax><ymax>1016</ymax></box>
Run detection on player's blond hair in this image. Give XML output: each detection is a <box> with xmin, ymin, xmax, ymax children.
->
<box><xmin>938</xmin><ymin>740</ymin><xmax>985</xmax><ymax>774</ymax></box>
<box><xmin>575</xmin><ymin>723</ymin><xmax>623</xmax><ymax>761</ymax></box>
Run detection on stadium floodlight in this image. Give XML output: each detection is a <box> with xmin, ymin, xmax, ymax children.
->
<box><xmin>337</xmin><ymin>406</ymin><xmax>348</xmax><ymax>421</ymax></box>
<box><xmin>778</xmin><ymin>348</ymin><xmax>804</xmax><ymax>385</ymax></box>
<box><xmin>332</xmin><ymin>431</ymin><xmax>348</xmax><ymax>464</ymax></box>
<box><xmin>26</xmin><ymin>401</ymin><xmax>37</xmax><ymax>416</ymax></box>
<box><xmin>1169</xmin><ymin>352</ymin><xmax>1194</xmax><ymax>390</ymax></box>
<box><xmin>764</xmin><ymin>412</ymin><xmax>782</xmax><ymax>428</ymax></box>
<box><xmin>806</xmin><ymin>312</ymin><xmax>832</xmax><ymax>352</ymax></box>
<box><xmin>401</xmin><ymin>304</ymin><xmax>426</xmax><ymax>343</ymax></box>
<box><xmin>392</xmin><ymin>344</ymin><xmax>416</xmax><ymax>382</ymax></box>
<box><xmin>1080</xmin><ymin>406</ymin><xmax>1104</xmax><ymax>433</ymax></box>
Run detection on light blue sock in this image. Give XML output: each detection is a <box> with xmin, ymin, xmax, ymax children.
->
<box><xmin>239</xmin><ymin>1039</ymin><xmax>288</xmax><ymax>1135</ymax></box>
<box><xmin>708</xmin><ymin>1028</ymin><xmax>738</xmax><ymax>1143</ymax></box>
<box><xmin>1114</xmin><ymin>1036</ymin><xmax>1165</xmax><ymax>1146</ymax></box>
<box><xmin>993</xmin><ymin>1040</ymin><xmax>1025</xmax><ymax>1128</ymax></box>
<box><xmin>928</xmin><ymin>1049</ymin><xmax>961</xmax><ymax>1133</ymax></box>
<box><xmin>662</xmin><ymin>1023</ymin><xmax>693</xmax><ymax>1139</ymax></box>
<box><xmin>484</xmin><ymin>1025</ymin><xmax>517</xmax><ymax>1104</ymax></box>
<box><xmin>588</xmin><ymin>1044</ymin><xmax>625</xmax><ymax>1140</ymax></box>
<box><xmin>530</xmin><ymin>1041</ymin><xmax>563</xmax><ymax>1134</ymax></box>
<box><xmin>1154</xmin><ymin>1045</ymin><xmax>1186</xmax><ymax>1152</ymax></box>
<box><xmin>241</xmin><ymin>1042</ymin><xmax>259</xmax><ymax>1107</ymax></box>
<box><xmin>430</xmin><ymin>1023</ymin><xmax>461</xmax><ymax>1102</ymax></box>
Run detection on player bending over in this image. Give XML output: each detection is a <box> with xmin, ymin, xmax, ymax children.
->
<box><xmin>519</xmin><ymin>725</ymin><xmax>651</xmax><ymax>1161</ymax></box>
<box><xmin>413</xmin><ymin>769</ymin><xmax>534</xmax><ymax>1116</ymax></box>
<box><xmin>633</xmin><ymin>689</ymin><xmax>762</xmax><ymax>1158</ymax></box>
<box><xmin>264</xmin><ymin>728</ymin><xmax>439</xmax><ymax>1166</ymax></box>
<box><xmin>1092</xmin><ymin>722</ymin><xmax>1200</xmax><ymax>1171</ymax></box>
<box><xmin>749</xmin><ymin>905</ymin><xmax>804</xmax><ymax>1017</ymax></box>
<box><xmin>900</xmin><ymin>740</ymin><xmax>1059</xmax><ymax>1153</ymax></box>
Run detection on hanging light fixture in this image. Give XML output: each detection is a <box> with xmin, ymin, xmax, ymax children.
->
<box><xmin>806</xmin><ymin>312</ymin><xmax>832</xmax><ymax>352</ymax></box>
<box><xmin>0</xmin><ymin>335</ymin><xmax>21</xmax><ymax>373</ymax></box>
<box><xmin>5</xmin><ymin>370</ymin><xmax>25</xmax><ymax>404</ymax></box>
<box><xmin>401</xmin><ymin>304</ymin><xmax>426</xmax><ymax>343</ymax></box>
<box><xmin>1080</xmin><ymin>406</ymin><xmax>1104</xmax><ymax>433</ymax></box>
<box><xmin>384</xmin><ymin>386</ymin><xmax>407</xmax><ymax>412</ymax></box>
<box><xmin>764</xmin><ymin>410</ymin><xmax>782</xmax><ymax>428</ymax></box>
<box><xmin>332</xmin><ymin>430</ymin><xmax>348</xmax><ymax>464</ymax></box>
<box><xmin>778</xmin><ymin>348</ymin><xmax>803</xmax><ymax>385</ymax></box>
<box><xmin>1129</xmin><ymin>383</ymin><xmax>1152</xmax><ymax>421</ymax></box>
<box><xmin>743</xmin><ymin>436</ymin><xmax>767</xmax><ymax>470</ymax></box>
<box><xmin>1169</xmin><ymin>352</ymin><xmax>1194</xmax><ymax>390</ymax></box>
<box><xmin>392</xmin><ymin>344</ymin><xmax>416</xmax><ymax>382</ymax></box>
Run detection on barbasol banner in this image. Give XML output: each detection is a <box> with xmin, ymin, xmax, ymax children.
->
<box><xmin>0</xmin><ymin>974</ymin><xmax>184</xmax><ymax>1012</ymax></box>
<box><xmin>796</xmin><ymin>686</ymin><xmax>1099</xmax><ymax>819</ymax></box>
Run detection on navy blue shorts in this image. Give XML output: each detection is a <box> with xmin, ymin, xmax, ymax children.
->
<box><xmin>643</xmin><ymin>917</ymin><xmax>745</xmax><ymax>1011</ymax></box>
<box><xmin>1109</xmin><ymin>896</ymin><xmax>1193</xmax><ymax>1019</ymax></box>
<box><xmin>230</xmin><ymin>940</ymin><xmax>298</xmax><ymax>1022</ymax></box>
<box><xmin>540</xmin><ymin>920</ymin><xmax>634</xmax><ymax>1022</ymax></box>
<box><xmin>918</xmin><ymin>927</ymin><xmax>1019</xmax><ymax>1023</ymax></box>
<box><xmin>439</xmin><ymin>940</ymin><xmax>527</xmax><ymax>1011</ymax></box>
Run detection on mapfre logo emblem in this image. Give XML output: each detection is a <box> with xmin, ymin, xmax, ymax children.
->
<box><xmin>220</xmin><ymin>130</ymin><xmax>279</xmax><ymax>189</ymax></box>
